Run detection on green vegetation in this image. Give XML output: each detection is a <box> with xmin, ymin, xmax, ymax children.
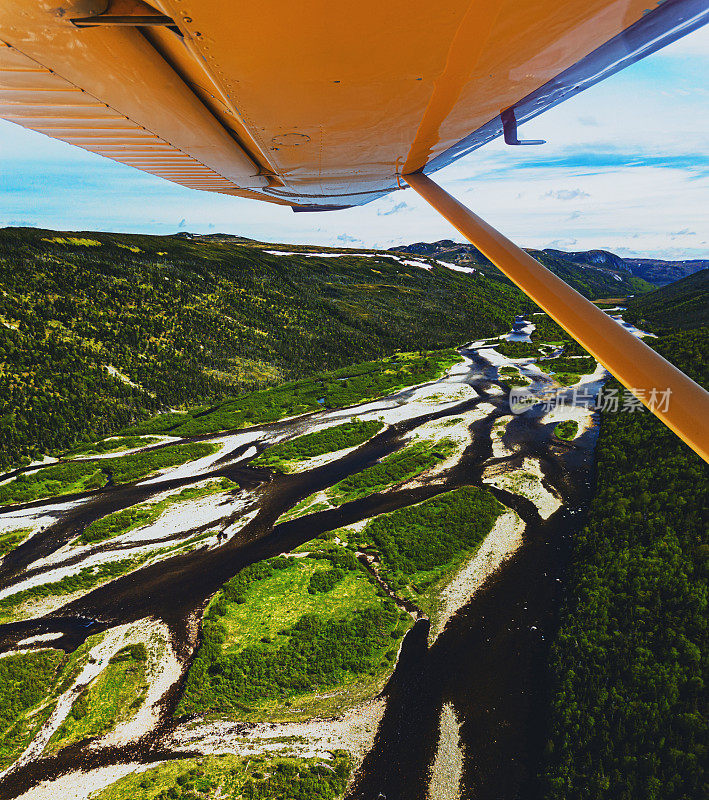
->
<box><xmin>0</xmin><ymin>461</ymin><xmax>106</xmax><ymax>505</ymax></box>
<box><xmin>93</xmin><ymin>752</ymin><xmax>352</xmax><ymax>800</ymax></box>
<box><xmin>625</xmin><ymin>268</ymin><xmax>708</xmax><ymax>332</ymax></box>
<box><xmin>0</xmin><ymin>649</ymin><xmax>64</xmax><ymax>767</ymax></box>
<box><xmin>177</xmin><ymin>551</ymin><xmax>409</xmax><ymax>719</ymax></box>
<box><xmin>66</xmin><ymin>435</ymin><xmax>164</xmax><ymax>456</ymax></box>
<box><xmin>251</xmin><ymin>419</ymin><xmax>384</xmax><ymax>471</ymax></box>
<box><xmin>0</xmin><ymin>443</ymin><xmax>218</xmax><ymax>506</ymax></box>
<box><xmin>561</xmin><ymin>338</ymin><xmax>593</xmax><ymax>357</ymax></box>
<box><xmin>276</xmin><ymin>497</ymin><xmax>332</xmax><ymax>524</ymax></box>
<box><xmin>126</xmin><ymin>350</ymin><xmax>461</xmax><ymax>438</ymax></box>
<box><xmin>554</xmin><ymin>420</ymin><xmax>579</xmax><ymax>440</ymax></box>
<box><xmin>47</xmin><ymin>644</ymin><xmax>148</xmax><ymax>753</ymax></box>
<box><xmin>0</xmin><ymin>226</ymin><xmax>534</xmax><ymax>471</ymax></box>
<box><xmin>81</xmin><ymin>478</ymin><xmax>236</xmax><ymax>544</ymax></box>
<box><xmin>0</xmin><ymin>635</ymin><xmax>103</xmax><ymax>768</ymax></box>
<box><xmin>0</xmin><ymin>527</ymin><xmax>31</xmax><ymax>556</ymax></box>
<box><xmin>498</xmin><ymin>366</ymin><xmax>530</xmax><ymax>387</ymax></box>
<box><xmin>542</xmin><ymin>356</ymin><xmax>596</xmax><ymax>375</ymax></box>
<box><xmin>525</xmin><ymin>250</ymin><xmax>655</xmax><ymax>297</ymax></box>
<box><xmin>495</xmin><ymin>340</ymin><xmax>547</xmax><ymax>358</ymax></box>
<box><xmin>327</xmin><ymin>439</ymin><xmax>455</xmax><ymax>505</ymax></box>
<box><xmin>541</xmin><ymin>327</ymin><xmax>708</xmax><ymax>800</ymax></box>
<box><xmin>106</xmin><ymin>442</ymin><xmax>218</xmax><ymax>483</ymax></box>
<box><xmin>0</xmin><ymin>556</ymin><xmax>147</xmax><ymax>623</ymax></box>
<box><xmin>531</xmin><ymin>314</ymin><xmax>570</xmax><ymax>344</ymax></box>
<box><xmin>539</xmin><ymin>355</ymin><xmax>597</xmax><ymax>386</ymax></box>
<box><xmin>82</xmin><ymin>505</ymin><xmax>158</xmax><ymax>545</ymax></box>
<box><xmin>348</xmin><ymin>486</ymin><xmax>504</xmax><ymax>613</ymax></box>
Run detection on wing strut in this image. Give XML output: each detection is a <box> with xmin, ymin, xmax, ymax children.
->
<box><xmin>404</xmin><ymin>171</ymin><xmax>709</xmax><ymax>463</ymax></box>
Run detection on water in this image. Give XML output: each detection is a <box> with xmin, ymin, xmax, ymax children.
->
<box><xmin>0</xmin><ymin>338</ymin><xmax>602</xmax><ymax>798</ymax></box>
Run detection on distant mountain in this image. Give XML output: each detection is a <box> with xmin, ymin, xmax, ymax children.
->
<box><xmin>172</xmin><ymin>231</ymin><xmax>258</xmax><ymax>244</ymax></box>
<box><xmin>621</xmin><ymin>258</ymin><xmax>709</xmax><ymax>286</ymax></box>
<box><xmin>545</xmin><ymin>248</ymin><xmax>708</xmax><ymax>286</ymax></box>
<box><xmin>542</xmin><ymin>248</ymin><xmax>628</xmax><ymax>272</ymax></box>
<box><xmin>624</xmin><ymin>268</ymin><xmax>709</xmax><ymax>332</ymax></box>
<box><xmin>392</xmin><ymin>240</ymin><xmax>709</xmax><ymax>289</ymax></box>
<box><xmin>390</xmin><ymin>241</ymin><xmax>654</xmax><ymax>298</ymax></box>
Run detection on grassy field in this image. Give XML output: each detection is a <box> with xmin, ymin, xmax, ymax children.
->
<box><xmin>106</xmin><ymin>442</ymin><xmax>219</xmax><ymax>484</ymax></box>
<box><xmin>123</xmin><ymin>350</ymin><xmax>462</xmax><ymax>439</ymax></box>
<box><xmin>219</xmin><ymin>556</ymin><xmax>383</xmax><ymax>653</ymax></box>
<box><xmin>0</xmin><ymin>442</ymin><xmax>219</xmax><ymax>507</ymax></box>
<box><xmin>347</xmin><ymin>486</ymin><xmax>504</xmax><ymax>615</ymax></box>
<box><xmin>93</xmin><ymin>752</ymin><xmax>352</xmax><ymax>800</ymax></box>
<box><xmin>327</xmin><ymin>439</ymin><xmax>455</xmax><ymax>505</ymax></box>
<box><xmin>251</xmin><ymin>419</ymin><xmax>384</xmax><ymax>472</ymax></box>
<box><xmin>81</xmin><ymin>477</ymin><xmax>236</xmax><ymax>544</ymax></box>
<box><xmin>276</xmin><ymin>437</ymin><xmax>458</xmax><ymax>523</ymax></box>
<box><xmin>47</xmin><ymin>644</ymin><xmax>148</xmax><ymax>753</ymax></box>
<box><xmin>0</xmin><ymin>634</ymin><xmax>106</xmax><ymax>768</ymax></box>
<box><xmin>0</xmin><ymin>527</ymin><xmax>31</xmax><ymax>556</ymax></box>
<box><xmin>177</xmin><ymin>550</ymin><xmax>411</xmax><ymax>721</ymax></box>
<box><xmin>0</xmin><ymin>461</ymin><xmax>107</xmax><ymax>506</ymax></box>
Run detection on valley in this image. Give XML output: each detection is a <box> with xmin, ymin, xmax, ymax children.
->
<box><xmin>0</xmin><ymin>307</ymin><xmax>650</xmax><ymax>800</ymax></box>
<box><xmin>0</xmin><ymin>231</ymin><xmax>705</xmax><ymax>800</ymax></box>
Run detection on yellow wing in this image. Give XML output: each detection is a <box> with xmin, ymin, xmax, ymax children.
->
<box><xmin>2</xmin><ymin>0</ymin><xmax>706</xmax><ymax>209</ymax></box>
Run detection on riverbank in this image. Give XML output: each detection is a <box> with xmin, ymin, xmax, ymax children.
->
<box><xmin>430</xmin><ymin>510</ymin><xmax>525</xmax><ymax>641</ymax></box>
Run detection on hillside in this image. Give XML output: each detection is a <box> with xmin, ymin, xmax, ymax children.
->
<box><xmin>391</xmin><ymin>241</ymin><xmax>655</xmax><ymax>296</ymax></box>
<box><xmin>624</xmin><ymin>268</ymin><xmax>709</xmax><ymax>331</ymax></box>
<box><xmin>0</xmin><ymin>227</ymin><xmax>531</xmax><ymax>471</ymax></box>
<box><xmin>545</xmin><ymin>249</ymin><xmax>709</xmax><ymax>286</ymax></box>
<box><xmin>542</xmin><ymin>327</ymin><xmax>708</xmax><ymax>800</ymax></box>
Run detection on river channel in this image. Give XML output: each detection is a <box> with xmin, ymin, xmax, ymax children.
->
<box><xmin>0</xmin><ymin>318</ymin><xmax>631</xmax><ymax>799</ymax></box>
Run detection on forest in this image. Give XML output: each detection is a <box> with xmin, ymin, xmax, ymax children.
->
<box><xmin>625</xmin><ymin>268</ymin><xmax>708</xmax><ymax>332</ymax></box>
<box><xmin>0</xmin><ymin>227</ymin><xmax>532</xmax><ymax>471</ymax></box>
<box><xmin>349</xmin><ymin>486</ymin><xmax>503</xmax><ymax>598</ymax></box>
<box><xmin>541</xmin><ymin>326</ymin><xmax>708</xmax><ymax>800</ymax></box>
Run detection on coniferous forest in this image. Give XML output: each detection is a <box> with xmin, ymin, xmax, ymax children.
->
<box><xmin>0</xmin><ymin>226</ymin><xmax>706</xmax><ymax>800</ymax></box>
<box><xmin>541</xmin><ymin>328</ymin><xmax>708</xmax><ymax>800</ymax></box>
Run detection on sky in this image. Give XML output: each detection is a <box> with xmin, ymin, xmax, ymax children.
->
<box><xmin>1</xmin><ymin>24</ymin><xmax>707</xmax><ymax>259</ymax></box>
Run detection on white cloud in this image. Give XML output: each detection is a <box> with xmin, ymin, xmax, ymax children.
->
<box><xmin>377</xmin><ymin>201</ymin><xmax>410</xmax><ymax>216</ymax></box>
<box><xmin>546</xmin><ymin>238</ymin><xmax>578</xmax><ymax>249</ymax></box>
<box><xmin>543</xmin><ymin>189</ymin><xmax>590</xmax><ymax>201</ymax></box>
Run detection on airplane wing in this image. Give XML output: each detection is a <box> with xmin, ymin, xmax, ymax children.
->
<box><xmin>1</xmin><ymin>0</ymin><xmax>706</xmax><ymax>210</ymax></box>
<box><xmin>2</xmin><ymin>0</ymin><xmax>708</xmax><ymax>459</ymax></box>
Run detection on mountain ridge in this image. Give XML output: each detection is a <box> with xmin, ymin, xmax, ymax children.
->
<box><xmin>392</xmin><ymin>239</ymin><xmax>708</xmax><ymax>287</ymax></box>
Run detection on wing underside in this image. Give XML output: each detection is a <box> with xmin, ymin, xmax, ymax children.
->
<box><xmin>1</xmin><ymin>0</ymin><xmax>706</xmax><ymax>209</ymax></box>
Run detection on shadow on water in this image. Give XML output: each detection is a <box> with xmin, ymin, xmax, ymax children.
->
<box><xmin>348</xmin><ymin>503</ymin><xmax>591</xmax><ymax>800</ymax></box>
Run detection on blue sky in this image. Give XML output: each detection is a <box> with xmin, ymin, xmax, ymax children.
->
<box><xmin>1</xmin><ymin>24</ymin><xmax>707</xmax><ymax>258</ymax></box>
